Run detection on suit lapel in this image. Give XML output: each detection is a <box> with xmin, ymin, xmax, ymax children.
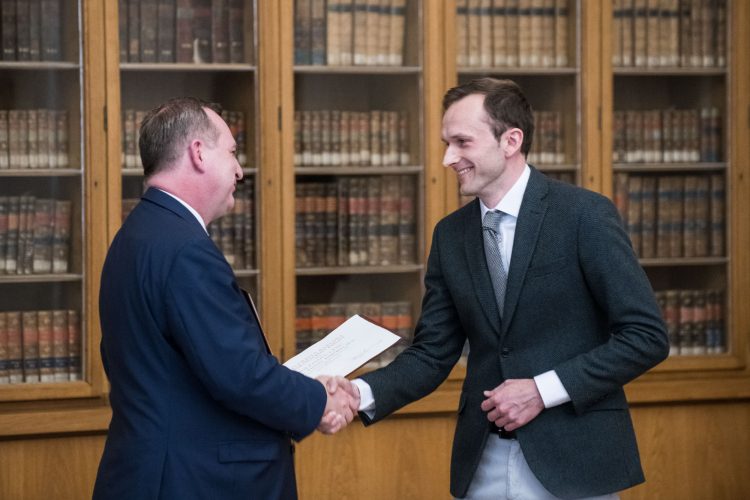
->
<box><xmin>464</xmin><ymin>199</ymin><xmax>502</xmax><ymax>335</ymax></box>
<box><xmin>500</xmin><ymin>168</ymin><xmax>549</xmax><ymax>339</ymax></box>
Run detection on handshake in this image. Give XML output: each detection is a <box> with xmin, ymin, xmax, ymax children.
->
<box><xmin>316</xmin><ymin>376</ymin><xmax>361</xmax><ymax>434</ymax></box>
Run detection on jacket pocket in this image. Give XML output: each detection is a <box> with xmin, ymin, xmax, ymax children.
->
<box><xmin>217</xmin><ymin>440</ymin><xmax>281</xmax><ymax>463</ymax></box>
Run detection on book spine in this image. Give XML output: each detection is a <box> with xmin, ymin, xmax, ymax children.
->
<box><xmin>467</xmin><ymin>0</ymin><xmax>481</xmax><ymax>66</ymax></box>
<box><xmin>22</xmin><ymin>311</ymin><xmax>39</xmax><ymax>382</ymax></box>
<box><xmin>0</xmin><ymin>312</ymin><xmax>8</xmax><ymax>383</ymax></box>
<box><xmin>709</xmin><ymin>173</ymin><xmax>724</xmax><ymax>257</ymax></box>
<box><xmin>52</xmin><ymin>199</ymin><xmax>72</xmax><ymax>273</ymax></box>
<box><xmin>120</xmin><ymin>0</ymin><xmax>129</xmax><ymax>61</ymax></box>
<box><xmin>1</xmin><ymin>0</ymin><xmax>17</xmax><ymax>60</ymax></box>
<box><xmin>175</xmin><ymin>0</ymin><xmax>193</xmax><ymax>62</ymax></box>
<box><xmin>398</xmin><ymin>175</ymin><xmax>415</xmax><ymax>264</ymax></box>
<box><xmin>211</xmin><ymin>0</ymin><xmax>229</xmax><ymax>63</ymax></box>
<box><xmin>640</xmin><ymin>176</ymin><xmax>656</xmax><ymax>259</ymax></box>
<box><xmin>17</xmin><ymin>0</ymin><xmax>31</xmax><ymax>61</ymax></box>
<box><xmin>310</xmin><ymin>0</ymin><xmax>326</xmax><ymax>65</ymax></box>
<box><xmin>456</xmin><ymin>0</ymin><xmax>468</xmax><ymax>66</ymax></box>
<box><xmin>6</xmin><ymin>312</ymin><xmax>23</xmax><ymax>383</ymax></box>
<box><xmin>0</xmin><ymin>197</ymin><xmax>7</xmax><ymax>274</ymax></box>
<box><xmin>139</xmin><ymin>0</ymin><xmax>158</xmax><ymax>62</ymax></box>
<box><xmin>295</xmin><ymin>304</ymin><xmax>312</xmax><ymax>354</ymax></box>
<box><xmin>492</xmin><ymin>0</ymin><xmax>507</xmax><ymax>66</ymax></box>
<box><xmin>228</xmin><ymin>0</ymin><xmax>244</xmax><ymax>63</ymax></box>
<box><xmin>478</xmin><ymin>0</ymin><xmax>492</xmax><ymax>67</ymax></box>
<box><xmin>157</xmin><ymin>0</ymin><xmax>176</xmax><ymax>62</ymax></box>
<box><xmin>31</xmin><ymin>198</ymin><xmax>54</xmax><ymax>273</ymax></box>
<box><xmin>388</xmin><ymin>0</ymin><xmax>405</xmax><ymax>65</ymax></box>
<box><xmin>37</xmin><ymin>310</ymin><xmax>54</xmax><ymax>382</ymax></box>
<box><xmin>192</xmin><ymin>0</ymin><xmax>212</xmax><ymax>63</ymax></box>
<box><xmin>67</xmin><ymin>310</ymin><xmax>80</xmax><ymax>380</ymax></box>
<box><xmin>51</xmin><ymin>309</ymin><xmax>68</xmax><ymax>381</ymax></box>
<box><xmin>324</xmin><ymin>182</ymin><xmax>338</xmax><ymax>267</ymax></box>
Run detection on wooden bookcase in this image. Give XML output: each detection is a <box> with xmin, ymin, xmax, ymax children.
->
<box><xmin>599</xmin><ymin>0</ymin><xmax>750</xmax><ymax>403</ymax></box>
<box><xmin>0</xmin><ymin>2</ymin><xmax>749</xmax><ymax>498</ymax></box>
<box><xmin>0</xmin><ymin>0</ymin><xmax>109</xmax><ymax>417</ymax></box>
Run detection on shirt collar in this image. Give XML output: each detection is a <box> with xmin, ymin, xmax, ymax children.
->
<box><xmin>156</xmin><ymin>188</ymin><xmax>208</xmax><ymax>234</ymax></box>
<box><xmin>480</xmin><ymin>164</ymin><xmax>531</xmax><ymax>219</ymax></box>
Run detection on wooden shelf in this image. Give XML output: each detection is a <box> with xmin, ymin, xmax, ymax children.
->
<box><xmin>613</xmin><ymin>162</ymin><xmax>726</xmax><ymax>172</ymax></box>
<box><xmin>458</xmin><ymin>66</ymin><xmax>579</xmax><ymax>76</ymax></box>
<box><xmin>0</xmin><ymin>169</ymin><xmax>82</xmax><ymax>177</ymax></box>
<box><xmin>295</xmin><ymin>165</ymin><xmax>422</xmax><ymax>175</ymax></box>
<box><xmin>294</xmin><ymin>65</ymin><xmax>422</xmax><ymax>75</ymax></box>
<box><xmin>120</xmin><ymin>63</ymin><xmax>256</xmax><ymax>72</ymax></box>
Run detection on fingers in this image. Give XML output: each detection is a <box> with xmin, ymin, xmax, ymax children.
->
<box><xmin>316</xmin><ymin>375</ymin><xmax>360</xmax><ymax>435</ymax></box>
<box><xmin>480</xmin><ymin>379</ymin><xmax>545</xmax><ymax>432</ymax></box>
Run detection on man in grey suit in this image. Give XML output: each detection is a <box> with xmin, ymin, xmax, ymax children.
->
<box><xmin>349</xmin><ymin>78</ymin><xmax>669</xmax><ymax>499</ymax></box>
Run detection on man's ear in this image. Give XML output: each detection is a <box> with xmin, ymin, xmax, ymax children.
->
<box><xmin>502</xmin><ymin>128</ymin><xmax>524</xmax><ymax>157</ymax></box>
<box><xmin>188</xmin><ymin>139</ymin><xmax>206</xmax><ymax>172</ymax></box>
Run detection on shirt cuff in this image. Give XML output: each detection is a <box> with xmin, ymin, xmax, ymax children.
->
<box><xmin>352</xmin><ymin>378</ymin><xmax>376</xmax><ymax>419</ymax></box>
<box><xmin>534</xmin><ymin>370</ymin><xmax>571</xmax><ymax>408</ymax></box>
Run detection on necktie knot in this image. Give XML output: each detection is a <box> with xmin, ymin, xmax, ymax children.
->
<box><xmin>482</xmin><ymin>210</ymin><xmax>504</xmax><ymax>232</ymax></box>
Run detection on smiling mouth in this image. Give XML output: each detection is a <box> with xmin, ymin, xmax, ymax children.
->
<box><xmin>456</xmin><ymin>166</ymin><xmax>473</xmax><ymax>177</ymax></box>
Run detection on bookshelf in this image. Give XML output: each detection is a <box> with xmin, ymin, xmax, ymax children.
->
<box><xmin>280</xmin><ymin>0</ymin><xmax>435</xmax><ymax>367</ymax></box>
<box><xmin>0</xmin><ymin>0</ymin><xmax>108</xmax><ymax>403</ymax></box>
<box><xmin>114</xmin><ymin>0</ymin><xmax>262</xmax><ymax>304</ymax></box>
<box><xmin>451</xmin><ymin>0</ymin><xmax>585</xmax><ymax>205</ymax></box>
<box><xmin>600</xmin><ymin>0</ymin><xmax>749</xmax><ymax>390</ymax></box>
<box><xmin>0</xmin><ymin>1</ymin><xmax>747</xmax><ymax>498</ymax></box>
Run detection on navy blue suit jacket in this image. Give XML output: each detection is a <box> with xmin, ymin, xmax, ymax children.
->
<box><xmin>360</xmin><ymin>168</ymin><xmax>669</xmax><ymax>499</ymax></box>
<box><xmin>94</xmin><ymin>188</ymin><xmax>326</xmax><ymax>500</ymax></box>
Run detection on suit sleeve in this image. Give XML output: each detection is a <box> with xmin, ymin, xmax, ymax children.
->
<box><xmin>359</xmin><ymin>224</ymin><xmax>466</xmax><ymax>423</ymax></box>
<box><xmin>163</xmin><ymin>237</ymin><xmax>326</xmax><ymax>440</ymax></box>
<box><xmin>554</xmin><ymin>194</ymin><xmax>669</xmax><ymax>413</ymax></box>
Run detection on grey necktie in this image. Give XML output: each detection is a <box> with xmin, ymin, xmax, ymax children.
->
<box><xmin>482</xmin><ymin>210</ymin><xmax>508</xmax><ymax>317</ymax></box>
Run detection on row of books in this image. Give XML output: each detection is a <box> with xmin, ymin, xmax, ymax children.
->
<box><xmin>0</xmin><ymin>309</ymin><xmax>81</xmax><ymax>384</ymax></box>
<box><xmin>207</xmin><ymin>185</ymin><xmax>255</xmax><ymax>269</ymax></box>
<box><xmin>0</xmin><ymin>110</ymin><xmax>70</xmax><ymax>170</ymax></box>
<box><xmin>613</xmin><ymin>0</ymin><xmax>726</xmax><ymax>68</ymax></box>
<box><xmin>122</xmin><ymin>108</ymin><xmax>248</xmax><ymax>169</ymax></box>
<box><xmin>294</xmin><ymin>110</ymin><xmax>410</xmax><ymax>167</ymax></box>
<box><xmin>656</xmin><ymin>288</ymin><xmax>725</xmax><ymax>356</ymax></box>
<box><xmin>612</xmin><ymin>108</ymin><xmax>722</xmax><ymax>164</ymax></box>
<box><xmin>526</xmin><ymin>110</ymin><xmax>564</xmax><ymax>166</ymax></box>
<box><xmin>0</xmin><ymin>197</ymin><xmax>72</xmax><ymax>275</ymax></box>
<box><xmin>294</xmin><ymin>0</ymin><xmax>407</xmax><ymax>66</ymax></box>
<box><xmin>296</xmin><ymin>176</ymin><xmax>416</xmax><ymax>268</ymax></box>
<box><xmin>456</xmin><ymin>0</ymin><xmax>569</xmax><ymax>68</ymax></box>
<box><xmin>295</xmin><ymin>301</ymin><xmax>412</xmax><ymax>366</ymax></box>
<box><xmin>613</xmin><ymin>173</ymin><xmax>724</xmax><ymax>259</ymax></box>
<box><xmin>0</xmin><ymin>0</ymin><xmax>62</xmax><ymax>62</ymax></box>
<box><xmin>119</xmin><ymin>0</ymin><xmax>246</xmax><ymax>64</ymax></box>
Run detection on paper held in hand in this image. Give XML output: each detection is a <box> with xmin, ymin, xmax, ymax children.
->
<box><xmin>283</xmin><ymin>314</ymin><xmax>401</xmax><ymax>379</ymax></box>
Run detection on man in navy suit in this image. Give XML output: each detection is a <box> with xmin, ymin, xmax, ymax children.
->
<box><xmin>94</xmin><ymin>97</ymin><xmax>357</xmax><ymax>500</ymax></box>
<box><xmin>350</xmin><ymin>78</ymin><xmax>669</xmax><ymax>499</ymax></box>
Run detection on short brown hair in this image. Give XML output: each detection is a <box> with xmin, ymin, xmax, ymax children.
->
<box><xmin>443</xmin><ymin>78</ymin><xmax>534</xmax><ymax>156</ymax></box>
<box><xmin>139</xmin><ymin>97</ymin><xmax>223</xmax><ymax>179</ymax></box>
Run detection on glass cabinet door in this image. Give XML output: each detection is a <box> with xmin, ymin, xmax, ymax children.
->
<box><xmin>0</xmin><ymin>0</ymin><xmax>85</xmax><ymax>389</ymax></box>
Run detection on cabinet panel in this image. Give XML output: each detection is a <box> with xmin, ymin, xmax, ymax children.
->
<box><xmin>0</xmin><ymin>1</ymin><xmax>88</xmax><ymax>397</ymax></box>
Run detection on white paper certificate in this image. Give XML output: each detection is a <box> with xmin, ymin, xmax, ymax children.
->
<box><xmin>283</xmin><ymin>314</ymin><xmax>401</xmax><ymax>378</ymax></box>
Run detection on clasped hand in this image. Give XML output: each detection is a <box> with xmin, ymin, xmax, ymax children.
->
<box><xmin>481</xmin><ymin>378</ymin><xmax>544</xmax><ymax>432</ymax></box>
<box><xmin>316</xmin><ymin>376</ymin><xmax>361</xmax><ymax>434</ymax></box>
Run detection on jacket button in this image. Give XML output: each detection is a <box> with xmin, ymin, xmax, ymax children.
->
<box><xmin>501</xmin><ymin>347</ymin><xmax>511</xmax><ymax>358</ymax></box>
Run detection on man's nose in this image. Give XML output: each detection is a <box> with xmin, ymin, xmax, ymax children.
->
<box><xmin>442</xmin><ymin>146</ymin><xmax>458</xmax><ymax>167</ymax></box>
